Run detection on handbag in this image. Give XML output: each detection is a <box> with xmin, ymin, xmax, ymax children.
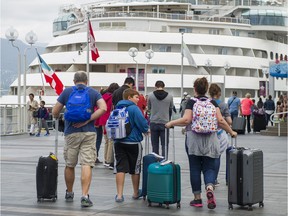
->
<box><xmin>33</xmin><ymin>110</ymin><xmax>38</xmax><ymax>118</ymax></box>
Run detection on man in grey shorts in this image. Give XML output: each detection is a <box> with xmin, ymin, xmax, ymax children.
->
<box><xmin>52</xmin><ymin>71</ymin><xmax>106</xmax><ymax>207</ymax></box>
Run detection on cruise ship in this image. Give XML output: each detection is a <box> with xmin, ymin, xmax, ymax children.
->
<box><xmin>3</xmin><ymin>0</ymin><xmax>288</xmax><ymax>106</ymax></box>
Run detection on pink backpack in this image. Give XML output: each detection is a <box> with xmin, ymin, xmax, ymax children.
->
<box><xmin>191</xmin><ymin>97</ymin><xmax>218</xmax><ymax>134</ymax></box>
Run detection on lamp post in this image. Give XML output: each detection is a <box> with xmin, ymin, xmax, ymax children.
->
<box><xmin>224</xmin><ymin>62</ymin><xmax>230</xmax><ymax>101</ymax></box>
<box><xmin>128</xmin><ymin>47</ymin><xmax>139</xmax><ymax>90</ymax></box>
<box><xmin>24</xmin><ymin>31</ymin><xmax>37</xmax><ymax>132</ymax></box>
<box><xmin>205</xmin><ymin>59</ymin><xmax>212</xmax><ymax>83</ymax></box>
<box><xmin>144</xmin><ymin>49</ymin><xmax>154</xmax><ymax>96</ymax></box>
<box><xmin>5</xmin><ymin>27</ymin><xmax>21</xmax><ymax>133</ymax></box>
<box><xmin>262</xmin><ymin>67</ymin><xmax>269</xmax><ymax>98</ymax></box>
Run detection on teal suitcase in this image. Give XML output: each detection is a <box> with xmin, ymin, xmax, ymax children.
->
<box><xmin>146</xmin><ymin>128</ymin><xmax>181</xmax><ymax>209</ymax></box>
<box><xmin>147</xmin><ymin>161</ymin><xmax>181</xmax><ymax>209</ymax></box>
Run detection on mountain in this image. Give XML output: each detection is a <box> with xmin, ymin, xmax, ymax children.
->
<box><xmin>0</xmin><ymin>38</ymin><xmax>46</xmax><ymax>96</ymax></box>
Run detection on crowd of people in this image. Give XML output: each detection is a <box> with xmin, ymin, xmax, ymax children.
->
<box><xmin>27</xmin><ymin>71</ymin><xmax>286</xmax><ymax>209</ymax></box>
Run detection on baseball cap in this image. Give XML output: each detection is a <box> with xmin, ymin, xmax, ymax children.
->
<box><xmin>183</xmin><ymin>92</ymin><xmax>188</xmax><ymax>96</ymax></box>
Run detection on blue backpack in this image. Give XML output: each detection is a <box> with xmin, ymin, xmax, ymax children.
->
<box><xmin>106</xmin><ymin>107</ymin><xmax>131</xmax><ymax>139</ymax></box>
<box><xmin>64</xmin><ymin>86</ymin><xmax>92</xmax><ymax>122</ymax></box>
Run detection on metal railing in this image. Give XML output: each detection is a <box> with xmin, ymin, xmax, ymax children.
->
<box><xmin>270</xmin><ymin>111</ymin><xmax>288</xmax><ymax>136</ymax></box>
<box><xmin>0</xmin><ymin>104</ymin><xmax>54</xmax><ymax>136</ymax></box>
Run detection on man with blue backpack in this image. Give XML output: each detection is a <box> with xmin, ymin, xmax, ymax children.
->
<box><xmin>52</xmin><ymin>71</ymin><xmax>107</xmax><ymax>208</ymax></box>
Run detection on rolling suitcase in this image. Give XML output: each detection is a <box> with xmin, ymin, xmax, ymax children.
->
<box><xmin>232</xmin><ymin>117</ymin><xmax>246</xmax><ymax>134</ymax></box>
<box><xmin>142</xmin><ymin>135</ymin><xmax>164</xmax><ymax>200</ymax></box>
<box><xmin>228</xmin><ymin>139</ymin><xmax>264</xmax><ymax>211</ymax></box>
<box><xmin>253</xmin><ymin>115</ymin><xmax>266</xmax><ymax>132</ymax></box>
<box><xmin>147</xmin><ymin>128</ymin><xmax>181</xmax><ymax>209</ymax></box>
<box><xmin>36</xmin><ymin>118</ymin><xmax>59</xmax><ymax>202</ymax></box>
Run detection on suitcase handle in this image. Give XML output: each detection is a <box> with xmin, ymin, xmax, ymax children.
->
<box><xmin>230</xmin><ymin>135</ymin><xmax>237</xmax><ymax>148</ymax></box>
<box><xmin>165</xmin><ymin>127</ymin><xmax>175</xmax><ymax>162</ymax></box>
<box><xmin>144</xmin><ymin>134</ymin><xmax>149</xmax><ymax>155</ymax></box>
<box><xmin>54</xmin><ymin>118</ymin><xmax>59</xmax><ymax>158</ymax></box>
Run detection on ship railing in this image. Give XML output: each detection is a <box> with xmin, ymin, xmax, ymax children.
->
<box><xmin>85</xmin><ymin>11</ymin><xmax>250</xmax><ymax>25</ymax></box>
<box><xmin>0</xmin><ymin>104</ymin><xmax>55</xmax><ymax>136</ymax></box>
<box><xmin>270</xmin><ymin>111</ymin><xmax>288</xmax><ymax>136</ymax></box>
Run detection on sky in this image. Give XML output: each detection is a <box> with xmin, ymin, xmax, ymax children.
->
<box><xmin>1</xmin><ymin>0</ymin><xmax>92</xmax><ymax>44</ymax></box>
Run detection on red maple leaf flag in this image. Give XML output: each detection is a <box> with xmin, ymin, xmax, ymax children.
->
<box><xmin>37</xmin><ymin>52</ymin><xmax>64</xmax><ymax>95</ymax></box>
<box><xmin>89</xmin><ymin>20</ymin><xmax>100</xmax><ymax>62</ymax></box>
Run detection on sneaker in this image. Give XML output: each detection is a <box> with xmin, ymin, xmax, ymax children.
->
<box><xmin>206</xmin><ymin>190</ymin><xmax>216</xmax><ymax>209</ymax></box>
<box><xmin>44</xmin><ymin>133</ymin><xmax>50</xmax><ymax>136</ymax></box>
<box><xmin>190</xmin><ymin>199</ymin><xmax>203</xmax><ymax>207</ymax></box>
<box><xmin>95</xmin><ymin>158</ymin><xmax>102</xmax><ymax>164</ymax></box>
<box><xmin>65</xmin><ymin>190</ymin><xmax>74</xmax><ymax>202</ymax></box>
<box><xmin>81</xmin><ymin>195</ymin><xmax>93</xmax><ymax>207</ymax></box>
<box><xmin>103</xmin><ymin>162</ymin><xmax>110</xmax><ymax>167</ymax></box>
<box><xmin>30</xmin><ymin>133</ymin><xmax>35</xmax><ymax>136</ymax></box>
<box><xmin>115</xmin><ymin>195</ymin><xmax>124</xmax><ymax>203</ymax></box>
<box><xmin>214</xmin><ymin>180</ymin><xmax>220</xmax><ymax>187</ymax></box>
<box><xmin>109</xmin><ymin>163</ymin><xmax>114</xmax><ymax>170</ymax></box>
<box><xmin>35</xmin><ymin>134</ymin><xmax>40</xmax><ymax>137</ymax></box>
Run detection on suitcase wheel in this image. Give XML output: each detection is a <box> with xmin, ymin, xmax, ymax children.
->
<box><xmin>159</xmin><ymin>203</ymin><xmax>163</xmax><ymax>207</ymax></box>
<box><xmin>143</xmin><ymin>195</ymin><xmax>146</xmax><ymax>201</ymax></box>
<box><xmin>259</xmin><ymin>202</ymin><xmax>264</xmax><ymax>208</ymax></box>
<box><xmin>248</xmin><ymin>205</ymin><xmax>253</xmax><ymax>211</ymax></box>
<box><xmin>228</xmin><ymin>203</ymin><xmax>233</xmax><ymax>210</ymax></box>
<box><xmin>147</xmin><ymin>199</ymin><xmax>152</xmax><ymax>207</ymax></box>
<box><xmin>177</xmin><ymin>202</ymin><xmax>181</xmax><ymax>209</ymax></box>
<box><xmin>165</xmin><ymin>204</ymin><xmax>169</xmax><ymax>209</ymax></box>
<box><xmin>52</xmin><ymin>197</ymin><xmax>57</xmax><ymax>202</ymax></box>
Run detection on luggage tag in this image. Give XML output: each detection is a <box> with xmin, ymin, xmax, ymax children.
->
<box><xmin>160</xmin><ymin>160</ymin><xmax>172</xmax><ymax>166</ymax></box>
<box><xmin>151</xmin><ymin>152</ymin><xmax>165</xmax><ymax>160</ymax></box>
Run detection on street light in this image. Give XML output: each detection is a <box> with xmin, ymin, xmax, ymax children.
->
<box><xmin>128</xmin><ymin>47</ymin><xmax>139</xmax><ymax>90</ymax></box>
<box><xmin>262</xmin><ymin>67</ymin><xmax>269</xmax><ymax>98</ymax></box>
<box><xmin>5</xmin><ymin>27</ymin><xmax>21</xmax><ymax>133</ymax></box>
<box><xmin>24</xmin><ymin>30</ymin><xmax>37</xmax><ymax>132</ymax></box>
<box><xmin>144</xmin><ymin>49</ymin><xmax>154</xmax><ymax>96</ymax></box>
<box><xmin>205</xmin><ymin>59</ymin><xmax>212</xmax><ymax>83</ymax></box>
<box><xmin>223</xmin><ymin>62</ymin><xmax>230</xmax><ymax>101</ymax></box>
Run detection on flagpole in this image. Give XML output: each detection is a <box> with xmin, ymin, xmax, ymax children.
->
<box><xmin>36</xmin><ymin>48</ymin><xmax>45</xmax><ymax>100</ymax></box>
<box><xmin>86</xmin><ymin>12</ymin><xmax>90</xmax><ymax>86</ymax></box>
<box><xmin>180</xmin><ymin>32</ymin><xmax>184</xmax><ymax>98</ymax></box>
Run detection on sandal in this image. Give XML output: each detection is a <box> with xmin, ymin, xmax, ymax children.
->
<box><xmin>115</xmin><ymin>195</ymin><xmax>124</xmax><ymax>203</ymax></box>
<box><xmin>132</xmin><ymin>189</ymin><xmax>143</xmax><ymax>200</ymax></box>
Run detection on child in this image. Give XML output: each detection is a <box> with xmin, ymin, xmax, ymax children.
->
<box><xmin>113</xmin><ymin>88</ymin><xmax>149</xmax><ymax>203</ymax></box>
<box><xmin>36</xmin><ymin>101</ymin><xmax>50</xmax><ymax>137</ymax></box>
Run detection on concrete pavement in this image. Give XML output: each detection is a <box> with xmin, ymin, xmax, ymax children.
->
<box><xmin>1</xmin><ymin>128</ymin><xmax>287</xmax><ymax>216</ymax></box>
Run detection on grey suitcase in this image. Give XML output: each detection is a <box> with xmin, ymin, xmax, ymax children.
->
<box><xmin>228</xmin><ymin>146</ymin><xmax>264</xmax><ymax>211</ymax></box>
<box><xmin>232</xmin><ymin>117</ymin><xmax>246</xmax><ymax>134</ymax></box>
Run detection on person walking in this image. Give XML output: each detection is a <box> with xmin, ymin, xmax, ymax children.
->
<box><xmin>208</xmin><ymin>83</ymin><xmax>232</xmax><ymax>186</ymax></box>
<box><xmin>227</xmin><ymin>91</ymin><xmax>241</xmax><ymax>121</ymax></box>
<box><xmin>148</xmin><ymin>80</ymin><xmax>174</xmax><ymax>158</ymax></box>
<box><xmin>35</xmin><ymin>100</ymin><xmax>50</xmax><ymax>137</ymax></box>
<box><xmin>95</xmin><ymin>83</ymin><xmax>119</xmax><ymax>167</ymax></box>
<box><xmin>113</xmin><ymin>88</ymin><xmax>149</xmax><ymax>203</ymax></box>
<box><xmin>27</xmin><ymin>93</ymin><xmax>39</xmax><ymax>136</ymax></box>
<box><xmin>112</xmin><ymin>77</ymin><xmax>135</xmax><ymax>107</ymax></box>
<box><xmin>264</xmin><ymin>95</ymin><xmax>275</xmax><ymax>126</ymax></box>
<box><xmin>165</xmin><ymin>77</ymin><xmax>237</xmax><ymax>210</ymax></box>
<box><xmin>241</xmin><ymin>93</ymin><xmax>254</xmax><ymax>133</ymax></box>
<box><xmin>52</xmin><ymin>71</ymin><xmax>107</xmax><ymax>207</ymax></box>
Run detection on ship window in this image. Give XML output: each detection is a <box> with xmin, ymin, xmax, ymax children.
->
<box><xmin>99</xmin><ymin>22</ymin><xmax>111</xmax><ymax>28</ymax></box>
<box><xmin>112</xmin><ymin>22</ymin><xmax>126</xmax><ymax>28</ymax></box>
<box><xmin>218</xmin><ymin>47</ymin><xmax>228</xmax><ymax>55</ymax></box>
<box><xmin>270</xmin><ymin>52</ymin><xmax>274</xmax><ymax>60</ymax></box>
<box><xmin>152</xmin><ymin>67</ymin><xmax>166</xmax><ymax>74</ymax></box>
<box><xmin>209</xmin><ymin>29</ymin><xmax>219</xmax><ymax>35</ymax></box>
<box><xmin>231</xmin><ymin>30</ymin><xmax>240</xmax><ymax>36</ymax></box>
<box><xmin>159</xmin><ymin>45</ymin><xmax>171</xmax><ymax>52</ymax></box>
<box><xmin>179</xmin><ymin>28</ymin><xmax>192</xmax><ymax>33</ymax></box>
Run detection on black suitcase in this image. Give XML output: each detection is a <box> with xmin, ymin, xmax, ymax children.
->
<box><xmin>36</xmin><ymin>153</ymin><xmax>58</xmax><ymax>202</ymax></box>
<box><xmin>232</xmin><ymin>117</ymin><xmax>246</xmax><ymax>134</ymax></box>
<box><xmin>253</xmin><ymin>115</ymin><xmax>266</xmax><ymax>132</ymax></box>
<box><xmin>228</xmin><ymin>143</ymin><xmax>264</xmax><ymax>211</ymax></box>
<box><xmin>36</xmin><ymin>118</ymin><xmax>59</xmax><ymax>202</ymax></box>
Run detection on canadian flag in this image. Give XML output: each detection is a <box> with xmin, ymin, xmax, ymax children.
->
<box><xmin>37</xmin><ymin>52</ymin><xmax>64</xmax><ymax>95</ymax></box>
<box><xmin>89</xmin><ymin>20</ymin><xmax>100</xmax><ymax>62</ymax></box>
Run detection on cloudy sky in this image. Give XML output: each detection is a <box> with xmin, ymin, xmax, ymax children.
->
<box><xmin>1</xmin><ymin>0</ymin><xmax>92</xmax><ymax>44</ymax></box>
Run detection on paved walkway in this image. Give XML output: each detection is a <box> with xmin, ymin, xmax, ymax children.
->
<box><xmin>1</xmin><ymin>128</ymin><xmax>287</xmax><ymax>216</ymax></box>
